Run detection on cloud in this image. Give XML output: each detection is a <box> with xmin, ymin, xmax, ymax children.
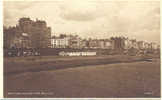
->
<box><xmin>3</xmin><ymin>0</ymin><xmax>160</xmax><ymax>43</ymax></box>
<box><xmin>60</xmin><ymin>9</ymin><xmax>99</xmax><ymax>21</ymax></box>
<box><xmin>3</xmin><ymin>1</ymin><xmax>36</xmax><ymax>26</ymax></box>
<box><xmin>4</xmin><ymin>1</ymin><xmax>35</xmax><ymax>10</ymax></box>
<box><xmin>59</xmin><ymin>1</ymin><xmax>101</xmax><ymax>21</ymax></box>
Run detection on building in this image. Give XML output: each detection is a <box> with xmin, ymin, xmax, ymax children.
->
<box><xmin>144</xmin><ymin>42</ymin><xmax>149</xmax><ymax>49</ymax></box>
<box><xmin>124</xmin><ymin>38</ymin><xmax>132</xmax><ymax>50</ymax></box>
<box><xmin>98</xmin><ymin>39</ymin><xmax>105</xmax><ymax>49</ymax></box>
<box><xmin>4</xmin><ymin>26</ymin><xmax>31</xmax><ymax>49</ymax></box>
<box><xmin>110</xmin><ymin>37</ymin><xmax>125</xmax><ymax>51</ymax></box>
<box><xmin>51</xmin><ymin>36</ymin><xmax>69</xmax><ymax>48</ymax></box>
<box><xmin>130</xmin><ymin>39</ymin><xmax>138</xmax><ymax>49</ymax></box>
<box><xmin>88</xmin><ymin>39</ymin><xmax>99</xmax><ymax>49</ymax></box>
<box><xmin>10</xmin><ymin>36</ymin><xmax>30</xmax><ymax>49</ymax></box>
<box><xmin>80</xmin><ymin>39</ymin><xmax>88</xmax><ymax>48</ymax></box>
<box><xmin>4</xmin><ymin>17</ymin><xmax>52</xmax><ymax>49</ymax></box>
<box><xmin>104</xmin><ymin>39</ymin><xmax>113</xmax><ymax>49</ymax></box>
<box><xmin>150</xmin><ymin>42</ymin><xmax>159</xmax><ymax>50</ymax></box>
<box><xmin>18</xmin><ymin>33</ymin><xmax>31</xmax><ymax>48</ymax></box>
<box><xmin>137</xmin><ymin>41</ymin><xmax>145</xmax><ymax>50</ymax></box>
<box><xmin>68</xmin><ymin>35</ymin><xmax>82</xmax><ymax>48</ymax></box>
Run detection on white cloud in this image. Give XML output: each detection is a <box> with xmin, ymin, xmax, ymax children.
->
<box><xmin>3</xmin><ymin>0</ymin><xmax>160</xmax><ymax>43</ymax></box>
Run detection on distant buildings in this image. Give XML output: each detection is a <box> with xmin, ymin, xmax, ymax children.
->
<box><xmin>137</xmin><ymin>41</ymin><xmax>145</xmax><ymax>50</ymax></box>
<box><xmin>4</xmin><ymin>17</ymin><xmax>160</xmax><ymax>53</ymax></box>
<box><xmin>80</xmin><ymin>39</ymin><xmax>88</xmax><ymax>48</ymax></box>
<box><xmin>104</xmin><ymin>40</ymin><xmax>112</xmax><ymax>49</ymax></box>
<box><xmin>150</xmin><ymin>42</ymin><xmax>159</xmax><ymax>50</ymax></box>
<box><xmin>4</xmin><ymin>17</ymin><xmax>51</xmax><ymax>49</ymax></box>
<box><xmin>87</xmin><ymin>39</ymin><xmax>112</xmax><ymax>49</ymax></box>
<box><xmin>11</xmin><ymin>33</ymin><xmax>31</xmax><ymax>48</ymax></box>
<box><xmin>51</xmin><ymin>34</ymin><xmax>88</xmax><ymax>49</ymax></box>
<box><xmin>68</xmin><ymin>35</ymin><xmax>82</xmax><ymax>49</ymax></box>
<box><xmin>51</xmin><ymin>35</ymin><xmax>69</xmax><ymax>48</ymax></box>
<box><xmin>124</xmin><ymin>38</ymin><xmax>132</xmax><ymax>50</ymax></box>
<box><xmin>88</xmin><ymin>39</ymin><xmax>99</xmax><ymax>49</ymax></box>
<box><xmin>130</xmin><ymin>39</ymin><xmax>138</xmax><ymax>49</ymax></box>
<box><xmin>124</xmin><ymin>39</ymin><xmax>160</xmax><ymax>51</ymax></box>
<box><xmin>110</xmin><ymin>37</ymin><xmax>125</xmax><ymax>50</ymax></box>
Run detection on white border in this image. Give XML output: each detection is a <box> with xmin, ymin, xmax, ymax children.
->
<box><xmin>1</xmin><ymin>0</ymin><xmax>161</xmax><ymax>99</ymax></box>
<box><xmin>0</xmin><ymin>0</ymin><xmax>3</xmax><ymax>98</ymax></box>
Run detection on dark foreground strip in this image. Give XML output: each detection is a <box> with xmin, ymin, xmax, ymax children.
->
<box><xmin>4</xmin><ymin>58</ymin><xmax>152</xmax><ymax>76</ymax></box>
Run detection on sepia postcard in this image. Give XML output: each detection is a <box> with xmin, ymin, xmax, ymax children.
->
<box><xmin>0</xmin><ymin>99</ymin><xmax>162</xmax><ymax>100</ymax></box>
<box><xmin>3</xmin><ymin>0</ymin><xmax>161</xmax><ymax>98</ymax></box>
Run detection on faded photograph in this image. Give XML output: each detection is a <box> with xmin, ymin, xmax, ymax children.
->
<box><xmin>3</xmin><ymin>0</ymin><xmax>160</xmax><ymax>98</ymax></box>
<box><xmin>0</xmin><ymin>99</ymin><xmax>161</xmax><ymax>100</ymax></box>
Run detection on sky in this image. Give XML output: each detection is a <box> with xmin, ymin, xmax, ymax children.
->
<box><xmin>3</xmin><ymin>0</ymin><xmax>160</xmax><ymax>43</ymax></box>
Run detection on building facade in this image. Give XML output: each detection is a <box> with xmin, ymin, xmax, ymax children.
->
<box><xmin>110</xmin><ymin>37</ymin><xmax>125</xmax><ymax>51</ymax></box>
<box><xmin>51</xmin><ymin>36</ymin><xmax>69</xmax><ymax>48</ymax></box>
<box><xmin>4</xmin><ymin>17</ymin><xmax>51</xmax><ymax>49</ymax></box>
